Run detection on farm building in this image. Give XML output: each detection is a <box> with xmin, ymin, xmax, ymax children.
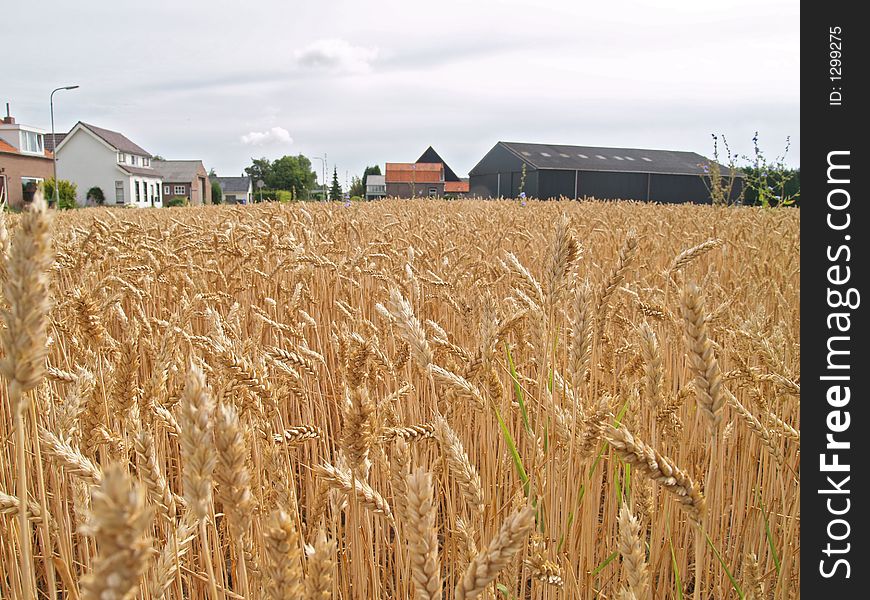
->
<box><xmin>385</xmin><ymin>146</ymin><xmax>469</xmax><ymax>197</ymax></box>
<box><xmin>468</xmin><ymin>141</ymin><xmax>743</xmax><ymax>203</ymax></box>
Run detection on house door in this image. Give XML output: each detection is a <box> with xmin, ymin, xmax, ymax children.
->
<box><xmin>198</xmin><ymin>177</ymin><xmax>206</xmax><ymax>204</ymax></box>
<box><xmin>0</xmin><ymin>174</ymin><xmax>6</xmax><ymax>206</ymax></box>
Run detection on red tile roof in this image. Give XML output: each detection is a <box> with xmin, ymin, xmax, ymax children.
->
<box><xmin>0</xmin><ymin>139</ymin><xmax>17</xmax><ymax>153</ymax></box>
<box><xmin>385</xmin><ymin>162</ymin><xmax>443</xmax><ymax>183</ymax></box>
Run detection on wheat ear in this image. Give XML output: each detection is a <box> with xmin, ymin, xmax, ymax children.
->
<box><xmin>434</xmin><ymin>416</ymin><xmax>484</xmax><ymax>515</ymax></box>
<box><xmin>263</xmin><ymin>509</ymin><xmax>305</xmax><ymax>600</ymax></box>
<box><xmin>0</xmin><ymin>195</ymin><xmax>52</xmax><ymax>598</ymax></box>
<box><xmin>305</xmin><ymin>527</ymin><xmax>337</xmax><ymax>600</ymax></box>
<box><xmin>681</xmin><ymin>282</ymin><xmax>725</xmax><ymax>429</ymax></box>
<box><xmin>80</xmin><ymin>464</ymin><xmax>153</xmax><ymax>600</ymax></box>
<box><xmin>618</xmin><ymin>502</ymin><xmax>649</xmax><ymax>599</ymax></box>
<box><xmin>454</xmin><ymin>505</ymin><xmax>535</xmax><ymax>600</ymax></box>
<box><xmin>178</xmin><ymin>363</ymin><xmax>219</xmax><ymax>599</ymax></box>
<box><xmin>315</xmin><ymin>462</ymin><xmax>395</xmax><ymax>523</ymax></box>
<box><xmin>405</xmin><ymin>468</ymin><xmax>442</xmax><ymax>600</ymax></box>
<box><xmin>604</xmin><ymin>425</ymin><xmax>705</xmax><ymax>523</ymax></box>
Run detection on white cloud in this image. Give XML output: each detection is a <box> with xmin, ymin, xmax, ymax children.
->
<box><xmin>240</xmin><ymin>126</ymin><xmax>293</xmax><ymax>146</ymax></box>
<box><xmin>294</xmin><ymin>38</ymin><xmax>378</xmax><ymax>74</ymax></box>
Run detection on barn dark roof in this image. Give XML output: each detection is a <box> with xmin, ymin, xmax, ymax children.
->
<box><xmin>498</xmin><ymin>141</ymin><xmax>735</xmax><ymax>176</ymax></box>
<box><xmin>416</xmin><ymin>146</ymin><xmax>461</xmax><ymax>181</ymax></box>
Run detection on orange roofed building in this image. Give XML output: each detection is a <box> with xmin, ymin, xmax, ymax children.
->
<box><xmin>384</xmin><ymin>146</ymin><xmax>469</xmax><ymax>198</ymax></box>
<box><xmin>0</xmin><ymin>106</ymin><xmax>56</xmax><ymax>209</ymax></box>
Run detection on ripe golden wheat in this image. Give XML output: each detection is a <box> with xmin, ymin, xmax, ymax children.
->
<box><xmin>0</xmin><ymin>199</ymin><xmax>799</xmax><ymax>598</ymax></box>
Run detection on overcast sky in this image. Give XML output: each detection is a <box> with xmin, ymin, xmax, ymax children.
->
<box><xmin>5</xmin><ymin>0</ymin><xmax>799</xmax><ymax>184</ymax></box>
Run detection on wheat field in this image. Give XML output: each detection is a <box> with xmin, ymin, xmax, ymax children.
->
<box><xmin>0</xmin><ymin>198</ymin><xmax>799</xmax><ymax>599</ymax></box>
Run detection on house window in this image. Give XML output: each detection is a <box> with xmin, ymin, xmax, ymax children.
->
<box><xmin>115</xmin><ymin>180</ymin><xmax>125</xmax><ymax>203</ymax></box>
<box><xmin>118</xmin><ymin>153</ymin><xmax>126</xmax><ymax>163</ymax></box>
<box><xmin>19</xmin><ymin>131</ymin><xmax>44</xmax><ymax>154</ymax></box>
<box><xmin>143</xmin><ymin>157</ymin><xmax>150</xmax><ymax>167</ymax></box>
<box><xmin>428</xmin><ymin>187</ymin><xmax>437</xmax><ymax>197</ymax></box>
<box><xmin>174</xmin><ymin>185</ymin><xmax>185</xmax><ymax>195</ymax></box>
<box><xmin>156</xmin><ymin>183</ymin><xmax>162</xmax><ymax>200</ymax></box>
<box><xmin>135</xmin><ymin>180</ymin><xmax>141</xmax><ymax>202</ymax></box>
<box><xmin>131</xmin><ymin>155</ymin><xmax>138</xmax><ymax>166</ymax></box>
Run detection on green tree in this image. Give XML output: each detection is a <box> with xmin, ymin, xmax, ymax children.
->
<box><xmin>329</xmin><ymin>166</ymin><xmax>342</xmax><ymax>200</ymax></box>
<box><xmin>211</xmin><ymin>180</ymin><xmax>223</xmax><ymax>205</ymax></box>
<box><xmin>43</xmin><ymin>178</ymin><xmax>77</xmax><ymax>210</ymax></box>
<box><xmin>267</xmin><ymin>155</ymin><xmax>317</xmax><ymax>194</ymax></box>
<box><xmin>348</xmin><ymin>176</ymin><xmax>364</xmax><ymax>197</ymax></box>
<box><xmin>245</xmin><ymin>158</ymin><xmax>272</xmax><ymax>188</ymax></box>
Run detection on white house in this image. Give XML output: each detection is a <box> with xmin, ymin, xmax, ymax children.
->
<box><xmin>214</xmin><ymin>176</ymin><xmax>253</xmax><ymax>204</ymax></box>
<box><xmin>55</xmin><ymin>122</ymin><xmax>163</xmax><ymax>207</ymax></box>
<box><xmin>365</xmin><ymin>174</ymin><xmax>386</xmax><ymax>200</ymax></box>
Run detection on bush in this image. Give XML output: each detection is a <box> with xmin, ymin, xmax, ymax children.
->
<box><xmin>275</xmin><ymin>190</ymin><xmax>293</xmax><ymax>203</ymax></box>
<box><xmin>87</xmin><ymin>187</ymin><xmax>105</xmax><ymax>205</ymax></box>
<box><xmin>211</xmin><ymin>180</ymin><xmax>223</xmax><ymax>205</ymax></box>
<box><xmin>166</xmin><ymin>196</ymin><xmax>188</xmax><ymax>207</ymax></box>
<box><xmin>43</xmin><ymin>178</ymin><xmax>78</xmax><ymax>210</ymax></box>
<box><xmin>350</xmin><ymin>196</ymin><xmax>363</xmax><ymax>202</ymax></box>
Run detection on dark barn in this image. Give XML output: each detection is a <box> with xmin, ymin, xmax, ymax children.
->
<box><xmin>468</xmin><ymin>141</ymin><xmax>743</xmax><ymax>203</ymax></box>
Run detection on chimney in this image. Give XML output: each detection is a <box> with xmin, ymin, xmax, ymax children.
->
<box><xmin>2</xmin><ymin>103</ymin><xmax>14</xmax><ymax>125</ymax></box>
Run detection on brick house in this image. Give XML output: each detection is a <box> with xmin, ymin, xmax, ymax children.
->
<box><xmin>0</xmin><ymin>108</ymin><xmax>55</xmax><ymax>209</ymax></box>
<box><xmin>152</xmin><ymin>159</ymin><xmax>211</xmax><ymax>205</ymax></box>
<box><xmin>384</xmin><ymin>146</ymin><xmax>469</xmax><ymax>198</ymax></box>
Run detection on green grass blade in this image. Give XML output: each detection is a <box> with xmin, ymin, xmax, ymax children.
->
<box><xmin>493</xmin><ymin>404</ymin><xmax>530</xmax><ymax>497</ymax></box>
<box><xmin>666</xmin><ymin>520</ymin><xmax>683</xmax><ymax>600</ymax></box>
<box><xmin>505</xmin><ymin>343</ymin><xmax>532</xmax><ymax>435</ymax></box>
<box><xmin>758</xmin><ymin>495</ymin><xmax>781</xmax><ymax>576</ymax></box>
<box><xmin>705</xmin><ymin>531</ymin><xmax>744</xmax><ymax>599</ymax></box>
<box><xmin>496</xmin><ymin>583</ymin><xmax>513</xmax><ymax>599</ymax></box>
<box><xmin>591</xmin><ymin>550</ymin><xmax>619</xmax><ymax>577</ymax></box>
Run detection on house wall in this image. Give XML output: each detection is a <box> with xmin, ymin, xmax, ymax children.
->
<box><xmin>130</xmin><ymin>177</ymin><xmax>164</xmax><ymax>207</ymax></box>
<box><xmin>386</xmin><ymin>182</ymin><xmax>444</xmax><ymax>197</ymax></box>
<box><xmin>165</xmin><ymin>182</ymin><xmax>191</xmax><ymax>198</ymax></box>
<box><xmin>0</xmin><ymin>152</ymin><xmax>55</xmax><ymax>208</ymax></box>
<box><xmin>57</xmin><ymin>129</ymin><xmax>124</xmax><ymax>205</ymax></box>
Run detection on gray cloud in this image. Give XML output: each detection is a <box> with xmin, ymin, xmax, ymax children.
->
<box><xmin>2</xmin><ymin>0</ymin><xmax>799</xmax><ymax>181</ymax></box>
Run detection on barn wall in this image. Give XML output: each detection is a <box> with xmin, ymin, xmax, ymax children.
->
<box><xmin>649</xmin><ymin>174</ymin><xmax>712</xmax><ymax>204</ymax></box>
<box><xmin>538</xmin><ymin>169</ymin><xmax>576</xmax><ymax>199</ymax></box>
<box><xmin>578</xmin><ymin>170</ymin><xmax>648</xmax><ymax>201</ymax></box>
<box><xmin>468</xmin><ymin>143</ymin><xmax>527</xmax><ymax>176</ymax></box>
<box><xmin>469</xmin><ymin>170</ymin><xmax>538</xmax><ymax>198</ymax></box>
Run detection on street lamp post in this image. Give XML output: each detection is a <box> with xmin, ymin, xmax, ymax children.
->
<box><xmin>50</xmin><ymin>85</ymin><xmax>79</xmax><ymax>207</ymax></box>
<box><xmin>311</xmin><ymin>154</ymin><xmax>327</xmax><ymax>201</ymax></box>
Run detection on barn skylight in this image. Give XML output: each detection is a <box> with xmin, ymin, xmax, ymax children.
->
<box><xmin>624</xmin><ymin>156</ymin><xmax>635</xmax><ymax>161</ymax></box>
<box><xmin>522</xmin><ymin>151</ymin><xmax>532</xmax><ymax>156</ymax></box>
<box><xmin>540</xmin><ymin>152</ymin><xmax>551</xmax><ymax>157</ymax></box>
<box><xmin>577</xmin><ymin>154</ymin><xmax>588</xmax><ymax>159</ymax></box>
<box><xmin>641</xmin><ymin>157</ymin><xmax>652</xmax><ymax>162</ymax></box>
<box><xmin>596</xmin><ymin>155</ymin><xmax>607</xmax><ymax>159</ymax></box>
<box><xmin>559</xmin><ymin>153</ymin><xmax>570</xmax><ymax>158</ymax></box>
<box><xmin>613</xmin><ymin>156</ymin><xmax>624</xmax><ymax>160</ymax></box>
